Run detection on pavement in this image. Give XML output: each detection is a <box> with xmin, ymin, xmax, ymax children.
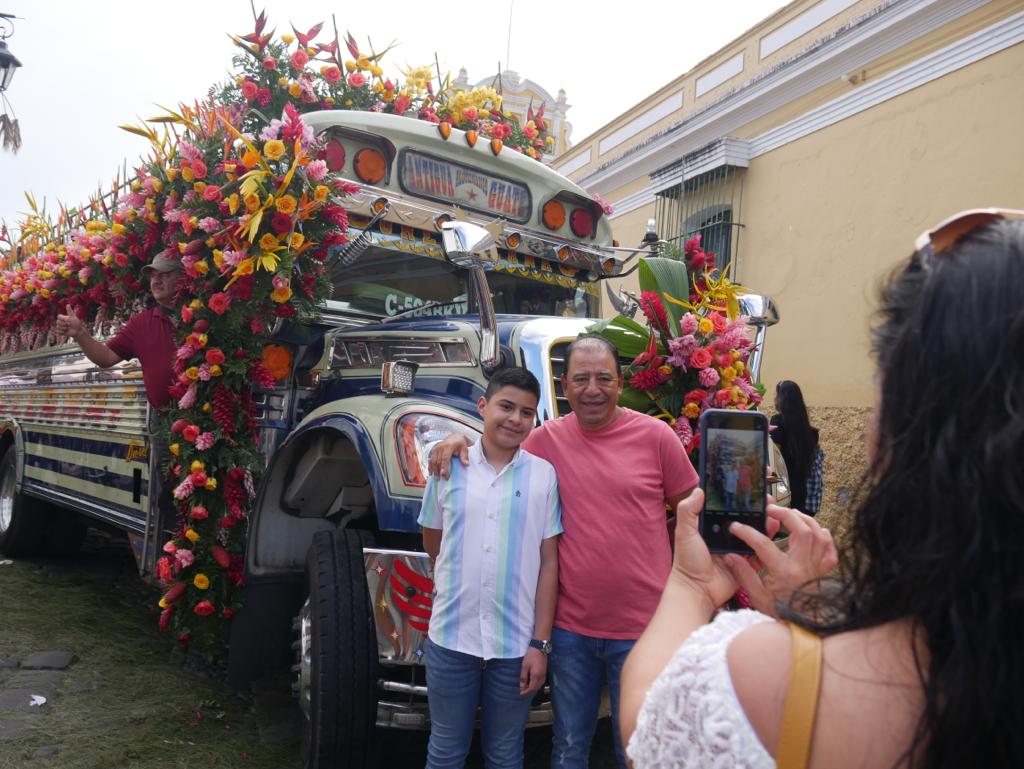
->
<box><xmin>0</xmin><ymin>650</ymin><xmax>77</xmax><ymax>759</ymax></box>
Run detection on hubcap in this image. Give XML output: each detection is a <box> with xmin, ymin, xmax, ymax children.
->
<box><xmin>295</xmin><ymin>597</ymin><xmax>313</xmax><ymax>720</ymax></box>
<box><xmin>0</xmin><ymin>459</ymin><xmax>15</xmax><ymax>535</ymax></box>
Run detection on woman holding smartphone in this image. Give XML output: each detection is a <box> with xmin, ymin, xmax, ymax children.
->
<box><xmin>620</xmin><ymin>211</ymin><xmax>1024</xmax><ymax>769</ymax></box>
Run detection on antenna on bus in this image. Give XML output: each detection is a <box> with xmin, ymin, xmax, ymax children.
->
<box><xmin>504</xmin><ymin>0</ymin><xmax>514</xmax><ymax>74</ymax></box>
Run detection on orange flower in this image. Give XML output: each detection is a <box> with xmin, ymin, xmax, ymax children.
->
<box><xmin>261</xmin><ymin>344</ymin><xmax>293</xmax><ymax>380</ymax></box>
<box><xmin>271</xmin><ymin>286</ymin><xmax>293</xmax><ymax>303</ymax></box>
<box><xmin>275</xmin><ymin>195</ymin><xmax>297</xmax><ymax>215</ymax></box>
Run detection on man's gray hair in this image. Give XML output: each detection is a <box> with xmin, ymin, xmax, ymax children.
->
<box><xmin>564</xmin><ymin>334</ymin><xmax>621</xmax><ymax>376</ymax></box>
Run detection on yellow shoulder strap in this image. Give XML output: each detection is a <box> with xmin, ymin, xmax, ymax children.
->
<box><xmin>775</xmin><ymin>622</ymin><xmax>823</xmax><ymax>769</ymax></box>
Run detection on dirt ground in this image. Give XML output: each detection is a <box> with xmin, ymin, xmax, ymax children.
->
<box><xmin>0</xmin><ymin>528</ymin><xmax>617</xmax><ymax>769</ymax></box>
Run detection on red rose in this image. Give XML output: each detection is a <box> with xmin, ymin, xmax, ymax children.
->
<box><xmin>202</xmin><ymin>186</ymin><xmax>222</xmax><ymax>203</ymax></box>
<box><xmin>182</xmin><ymin>425</ymin><xmax>200</xmax><ymax>443</ymax></box>
<box><xmin>222</xmin><ymin>607</ymin><xmax>235</xmax><ymax>618</ymax></box>
<box><xmin>190</xmin><ymin>505</ymin><xmax>209</xmax><ymax>520</ymax></box>
<box><xmin>170</xmin><ymin>418</ymin><xmax>189</xmax><ymax>434</ymax></box>
<box><xmin>271</xmin><ymin>212</ymin><xmax>293</xmax><ymax>233</ymax></box>
<box><xmin>193</xmin><ymin>600</ymin><xmax>216</xmax><ymax>617</ymax></box>
<box><xmin>157</xmin><ymin>556</ymin><xmax>174</xmax><ymax>582</ymax></box>
<box><xmin>717</xmin><ymin>354</ymin><xmax>733</xmax><ymax>369</ymax></box>
<box><xmin>711</xmin><ymin>312</ymin><xmax>728</xmax><ymax>334</ymax></box>
<box><xmin>190</xmin><ymin>470</ymin><xmax>207</xmax><ymax>487</ymax></box>
<box><xmin>181</xmin><ymin>307</ymin><xmax>194</xmax><ymax>324</ymax></box>
<box><xmin>689</xmin><ymin>348</ymin><xmax>713</xmax><ymax>369</ymax></box>
<box><xmin>205</xmin><ymin>348</ymin><xmax>225</xmax><ymax>365</ymax></box>
<box><xmin>684</xmin><ymin>388</ymin><xmax>708</xmax><ymax>405</ymax></box>
<box><xmin>262</xmin><ymin>57</ymin><xmax>277</xmax><ymax>70</ymax></box>
<box><xmin>192</xmin><ymin>319</ymin><xmax>210</xmax><ymax>333</ymax></box>
<box><xmin>715</xmin><ymin>389</ymin><xmax>732</xmax><ymax>406</ymax></box>
<box><xmin>275</xmin><ymin>302</ymin><xmax>296</xmax><ymax>318</ymax></box>
<box><xmin>192</xmin><ymin>160</ymin><xmax>207</xmax><ymax>180</ymax></box>
<box><xmin>208</xmin><ymin>292</ymin><xmax>231</xmax><ymax>315</ymax></box>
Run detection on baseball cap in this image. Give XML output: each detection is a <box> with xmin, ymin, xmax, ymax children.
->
<box><xmin>141</xmin><ymin>255</ymin><xmax>184</xmax><ymax>275</ymax></box>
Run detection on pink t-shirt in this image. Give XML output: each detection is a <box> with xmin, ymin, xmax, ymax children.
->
<box><xmin>523</xmin><ymin>408</ymin><xmax>698</xmax><ymax>639</ymax></box>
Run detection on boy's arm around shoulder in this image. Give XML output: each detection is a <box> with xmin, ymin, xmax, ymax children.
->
<box><xmin>417</xmin><ymin>472</ymin><xmax>446</xmax><ymax>559</ymax></box>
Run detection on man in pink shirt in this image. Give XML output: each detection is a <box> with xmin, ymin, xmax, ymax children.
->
<box><xmin>430</xmin><ymin>335</ymin><xmax>698</xmax><ymax>768</ymax></box>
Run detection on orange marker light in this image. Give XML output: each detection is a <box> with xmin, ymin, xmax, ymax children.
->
<box><xmin>542</xmin><ymin>200</ymin><xmax>566</xmax><ymax>230</ymax></box>
<box><xmin>354</xmin><ymin>148</ymin><xmax>387</xmax><ymax>184</ymax></box>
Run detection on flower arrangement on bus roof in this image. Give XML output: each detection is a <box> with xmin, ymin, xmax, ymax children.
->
<box><xmin>592</xmin><ymin>235</ymin><xmax>764</xmax><ymax>460</ymax></box>
<box><xmin>0</xmin><ymin>8</ymin><xmax>559</xmax><ymax>653</ymax></box>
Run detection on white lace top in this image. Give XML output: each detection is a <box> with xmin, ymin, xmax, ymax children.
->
<box><xmin>627</xmin><ymin>609</ymin><xmax>776</xmax><ymax>769</ymax></box>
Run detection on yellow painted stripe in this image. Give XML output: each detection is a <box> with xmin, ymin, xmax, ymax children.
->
<box><xmin>23</xmin><ymin>442</ymin><xmax>151</xmax><ymax>479</ymax></box>
<box><xmin>24</xmin><ymin>465</ymin><xmax>148</xmax><ymax>509</ymax></box>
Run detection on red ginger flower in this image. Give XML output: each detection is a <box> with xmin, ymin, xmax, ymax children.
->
<box><xmin>640</xmin><ymin>291</ymin><xmax>669</xmax><ymax>335</ymax></box>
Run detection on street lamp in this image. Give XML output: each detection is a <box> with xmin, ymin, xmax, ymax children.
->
<box><xmin>0</xmin><ymin>13</ymin><xmax>20</xmax><ymax>92</ymax></box>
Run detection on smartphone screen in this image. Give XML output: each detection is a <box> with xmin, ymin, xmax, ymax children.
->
<box><xmin>698</xmin><ymin>409</ymin><xmax>768</xmax><ymax>554</ymax></box>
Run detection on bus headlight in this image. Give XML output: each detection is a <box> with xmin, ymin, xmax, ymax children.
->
<box><xmin>395</xmin><ymin>413</ymin><xmax>480</xmax><ymax>487</ymax></box>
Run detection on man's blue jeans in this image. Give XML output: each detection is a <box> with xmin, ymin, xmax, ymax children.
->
<box><xmin>425</xmin><ymin>637</ymin><xmax>533</xmax><ymax>769</ymax></box>
<box><xmin>549</xmin><ymin>627</ymin><xmax>635</xmax><ymax>769</ymax></box>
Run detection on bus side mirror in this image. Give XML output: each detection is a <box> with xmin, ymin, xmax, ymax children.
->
<box><xmin>440</xmin><ymin>221</ymin><xmax>496</xmax><ymax>269</ymax></box>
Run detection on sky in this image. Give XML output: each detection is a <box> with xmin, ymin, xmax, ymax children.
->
<box><xmin>0</xmin><ymin>0</ymin><xmax>784</xmax><ymax>230</ymax></box>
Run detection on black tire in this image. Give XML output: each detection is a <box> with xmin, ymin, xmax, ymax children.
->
<box><xmin>45</xmin><ymin>508</ymin><xmax>89</xmax><ymax>556</ymax></box>
<box><xmin>300</xmin><ymin>528</ymin><xmax>379</xmax><ymax>769</ymax></box>
<box><xmin>0</xmin><ymin>449</ymin><xmax>50</xmax><ymax>557</ymax></box>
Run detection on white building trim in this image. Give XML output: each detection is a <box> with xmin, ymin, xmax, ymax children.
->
<box><xmin>760</xmin><ymin>0</ymin><xmax>861</xmax><ymax>58</ymax></box>
<box><xmin>696</xmin><ymin>53</ymin><xmax>746</xmax><ymax>98</ymax></box>
<box><xmin>597</xmin><ymin>92</ymin><xmax>684</xmax><ymax>156</ymax></box>
<box><xmin>584</xmin><ymin>0</ymin><xmax>988</xmax><ymax>196</ymax></box>
<box><xmin>559</xmin><ymin>148</ymin><xmax>593</xmax><ymax>178</ymax></box>
<box><xmin>608</xmin><ymin>8</ymin><xmax>1024</xmax><ymax>220</ymax></box>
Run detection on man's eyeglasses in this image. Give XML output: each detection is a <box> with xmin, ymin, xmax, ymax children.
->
<box><xmin>914</xmin><ymin>208</ymin><xmax>1024</xmax><ymax>268</ymax></box>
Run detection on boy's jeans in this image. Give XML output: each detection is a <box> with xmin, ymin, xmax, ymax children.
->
<box><xmin>549</xmin><ymin>627</ymin><xmax>635</xmax><ymax>769</ymax></box>
<box><xmin>425</xmin><ymin>638</ymin><xmax>533</xmax><ymax>769</ymax></box>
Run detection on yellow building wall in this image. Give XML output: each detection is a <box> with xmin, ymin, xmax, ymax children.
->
<box><xmin>742</xmin><ymin>43</ymin><xmax>1024</xmax><ymax>408</ymax></box>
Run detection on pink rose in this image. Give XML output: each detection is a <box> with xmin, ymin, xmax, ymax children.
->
<box><xmin>711</xmin><ymin>312</ymin><xmax>728</xmax><ymax>334</ymax></box>
<box><xmin>290</xmin><ymin>49</ymin><xmax>309</xmax><ymax>69</ymax></box>
<box><xmin>241</xmin><ymin>80</ymin><xmax>258</xmax><ymax>101</ymax></box>
<box><xmin>192</xmin><ymin>160</ymin><xmax>207</xmax><ymax>179</ymax></box>
<box><xmin>323</xmin><ymin>66</ymin><xmax>342</xmax><ymax>83</ymax></box>
<box><xmin>208</xmin><ymin>292</ymin><xmax>231</xmax><ymax>315</ymax></box>
<box><xmin>182</xmin><ymin>425</ymin><xmax>200</xmax><ymax>443</ymax></box>
<box><xmin>347</xmin><ymin>72</ymin><xmax>366</xmax><ymax>88</ymax></box>
<box><xmin>689</xmin><ymin>348</ymin><xmax>713</xmax><ymax>370</ymax></box>
<box><xmin>262</xmin><ymin>57</ymin><xmax>277</xmax><ymax>70</ymax></box>
<box><xmin>393</xmin><ymin>94</ymin><xmax>411</xmax><ymax>115</ymax></box>
<box><xmin>202</xmin><ymin>186</ymin><xmax>222</xmax><ymax>203</ymax></box>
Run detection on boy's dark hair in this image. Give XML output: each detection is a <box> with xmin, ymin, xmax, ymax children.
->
<box><xmin>484</xmin><ymin>366</ymin><xmax>541</xmax><ymax>401</ymax></box>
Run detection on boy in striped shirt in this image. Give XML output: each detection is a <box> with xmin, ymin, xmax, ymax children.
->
<box><xmin>419</xmin><ymin>367</ymin><xmax>562</xmax><ymax>769</ymax></box>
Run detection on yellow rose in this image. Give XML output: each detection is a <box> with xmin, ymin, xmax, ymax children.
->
<box><xmin>184</xmin><ymin>528</ymin><xmax>200</xmax><ymax>543</ymax></box>
<box><xmin>345</xmin><ymin>60</ymin><xmax>357</xmax><ymax>72</ymax></box>
<box><xmin>324</xmin><ymin>96</ymin><xmax>335</xmax><ymax>106</ymax></box>
<box><xmin>683</xmin><ymin>402</ymin><xmax>701</xmax><ymax>419</ymax></box>
<box><xmin>185</xmin><ymin>367</ymin><xmax>200</xmax><ymax>381</ymax></box>
<box><xmin>39</xmin><ymin>288</ymin><xmax>50</xmax><ymax>299</ymax></box>
<box><xmin>213</xmin><ymin>249</ymin><xmax>224</xmax><ymax>270</ymax></box>
<box><xmin>259</xmin><ymin>233</ymin><xmax>280</xmax><ymax>250</ymax></box>
<box><xmin>112</xmin><ymin>223</ymin><xmax>126</xmax><ymax>236</ymax></box>
<box><xmin>101</xmin><ymin>255</ymin><xmax>113</xmax><ymax>267</ymax></box>
<box><xmin>190</xmin><ymin>460</ymin><xmax>205</xmax><ymax>473</ymax></box>
<box><xmin>698</xmin><ymin>318</ymin><xmax>714</xmax><ymax>334</ymax></box>
<box><xmin>193</xmin><ymin>260</ymin><xmax>209</xmax><ymax>276</ymax></box>
<box><xmin>151</xmin><ymin>178</ymin><xmax>164</xmax><ymax>193</ymax></box>
<box><xmin>722</xmin><ymin>366</ymin><xmax>737</xmax><ymax>381</ymax></box>
<box><xmin>275</xmin><ymin>195</ymin><xmax>297</xmax><ymax>215</ymax></box>
<box><xmin>281</xmin><ymin>33</ymin><xmax>295</xmax><ymax>44</ymax></box>
<box><xmin>288</xmin><ymin>83</ymin><xmax>302</xmax><ymax>98</ymax></box>
<box><xmin>158</xmin><ymin>598</ymin><xmax>170</xmax><ymax>609</ymax></box>
<box><xmin>657</xmin><ymin>365</ymin><xmax>673</xmax><ymax>377</ymax></box>
<box><xmin>166</xmin><ymin>168</ymin><xmax>179</xmax><ymax>182</ymax></box>
<box><xmin>193</xmin><ymin>574</ymin><xmax>210</xmax><ymax>590</ymax></box>
<box><xmin>271</xmin><ymin>286</ymin><xmax>293</xmax><ymax>303</ymax></box>
<box><xmin>244</xmin><ymin>192</ymin><xmax>261</xmax><ymax>212</ymax></box>
<box><xmin>195</xmin><ymin>333</ymin><xmax>208</xmax><ymax>348</ymax></box>
<box><xmin>202</xmin><ymin>402</ymin><xmax>213</xmax><ymax>413</ymax></box>
<box><xmin>205</xmin><ymin>478</ymin><xmax>218</xmax><ymax>491</ymax></box>
<box><xmin>734</xmin><ymin>360</ymin><xmax>745</xmax><ymax>372</ymax></box>
<box><xmin>264</xmin><ymin>139</ymin><xmax>286</xmax><ymax>161</ymax></box>
<box><xmin>278</xmin><ymin>76</ymin><xmax>289</xmax><ymax>87</ymax></box>
<box><xmin>289</xmin><ymin>232</ymin><xmax>305</xmax><ymax>249</ymax></box>
<box><xmin>189</xmin><ymin>299</ymin><xmax>204</xmax><ymax>310</ymax></box>
<box><xmin>356</xmin><ymin>56</ymin><xmax>370</xmax><ymax>71</ymax></box>
<box><xmin>182</xmin><ymin>167</ymin><xmax>195</xmax><ymax>183</ymax></box>
<box><xmin>209</xmin><ymin>365</ymin><xmax>222</xmax><ymax>377</ymax></box>
<box><xmin>227</xmin><ymin>193</ymin><xmax>240</xmax><ymax>215</ymax></box>
<box><xmin>369</xmin><ymin>64</ymin><xmax>383</xmax><ymax>78</ymax></box>
<box><xmin>313</xmin><ymin>185</ymin><xmax>330</xmax><ymax>203</ymax></box>
<box><xmin>168</xmin><ymin>443</ymin><xmax>180</xmax><ymax>457</ymax></box>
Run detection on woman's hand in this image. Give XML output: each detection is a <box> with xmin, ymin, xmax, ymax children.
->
<box><xmin>671</xmin><ymin>489</ymin><xmax>740</xmax><ymax>612</ymax></box>
<box><xmin>723</xmin><ymin>504</ymin><xmax>838</xmax><ymax>616</ymax></box>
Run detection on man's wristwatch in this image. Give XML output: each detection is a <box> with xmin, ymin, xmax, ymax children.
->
<box><xmin>529</xmin><ymin>639</ymin><xmax>553</xmax><ymax>655</ymax></box>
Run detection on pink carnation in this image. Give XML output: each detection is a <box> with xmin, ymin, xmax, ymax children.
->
<box><xmin>305</xmin><ymin>159</ymin><xmax>327</xmax><ymax>182</ymax></box>
<box><xmin>173</xmin><ymin>478</ymin><xmax>196</xmax><ymax>500</ymax></box>
<box><xmin>680</xmin><ymin>313</ymin><xmax>698</xmax><ymax>335</ymax></box>
<box><xmin>667</xmin><ymin>335</ymin><xmax>698</xmax><ymax>368</ymax></box>
<box><xmin>195</xmin><ymin>432</ymin><xmax>216</xmax><ymax>451</ymax></box>
<box><xmin>698</xmin><ymin>367</ymin><xmax>720</xmax><ymax>388</ymax></box>
<box><xmin>174</xmin><ymin>549</ymin><xmax>195</xmax><ymax>568</ymax></box>
<box><xmin>199</xmin><ymin>217</ymin><xmax>221</xmax><ymax>232</ymax></box>
<box><xmin>178</xmin><ymin>384</ymin><xmax>197</xmax><ymax>410</ymax></box>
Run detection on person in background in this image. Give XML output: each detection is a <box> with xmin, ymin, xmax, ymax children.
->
<box><xmin>419</xmin><ymin>366</ymin><xmax>561</xmax><ymax>769</ymax></box>
<box><xmin>55</xmin><ymin>254</ymin><xmax>183</xmax><ymax>409</ymax></box>
<box><xmin>429</xmin><ymin>335</ymin><xmax>698</xmax><ymax>769</ymax></box>
<box><xmin>770</xmin><ymin>380</ymin><xmax>821</xmax><ymax>514</ymax></box>
<box><xmin>621</xmin><ymin>211</ymin><xmax>1024</xmax><ymax>769</ymax></box>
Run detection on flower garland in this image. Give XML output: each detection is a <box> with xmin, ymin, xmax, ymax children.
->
<box><xmin>593</xmin><ymin>236</ymin><xmax>764</xmax><ymax>461</ymax></box>
<box><xmin>0</xmin><ymin>10</ymin><xmax>558</xmax><ymax>653</ymax></box>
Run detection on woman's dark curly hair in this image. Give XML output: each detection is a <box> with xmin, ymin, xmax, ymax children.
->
<box><xmin>798</xmin><ymin>218</ymin><xmax>1024</xmax><ymax>768</ymax></box>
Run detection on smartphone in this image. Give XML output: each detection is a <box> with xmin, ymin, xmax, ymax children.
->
<box><xmin>697</xmin><ymin>409</ymin><xmax>768</xmax><ymax>554</ymax></box>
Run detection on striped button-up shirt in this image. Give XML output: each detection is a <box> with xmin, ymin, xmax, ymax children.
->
<box><xmin>418</xmin><ymin>441</ymin><xmax>562</xmax><ymax>660</ymax></box>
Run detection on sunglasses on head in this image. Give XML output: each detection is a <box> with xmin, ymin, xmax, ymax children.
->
<box><xmin>914</xmin><ymin>208</ymin><xmax>1024</xmax><ymax>267</ymax></box>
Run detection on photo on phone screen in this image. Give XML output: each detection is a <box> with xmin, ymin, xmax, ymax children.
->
<box><xmin>698</xmin><ymin>409</ymin><xmax>768</xmax><ymax>554</ymax></box>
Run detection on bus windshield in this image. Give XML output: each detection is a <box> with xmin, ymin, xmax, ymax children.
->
<box><xmin>328</xmin><ymin>247</ymin><xmax>598</xmax><ymax>319</ymax></box>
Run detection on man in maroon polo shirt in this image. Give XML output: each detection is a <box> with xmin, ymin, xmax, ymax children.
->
<box><xmin>55</xmin><ymin>255</ymin><xmax>182</xmax><ymax>408</ymax></box>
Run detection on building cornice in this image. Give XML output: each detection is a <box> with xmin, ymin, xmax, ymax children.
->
<box><xmin>609</xmin><ymin>7</ymin><xmax>1024</xmax><ymax>219</ymax></box>
<box><xmin>579</xmin><ymin>0</ymin><xmax>987</xmax><ymax>194</ymax></box>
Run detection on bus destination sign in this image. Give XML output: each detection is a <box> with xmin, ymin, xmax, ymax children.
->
<box><xmin>399</xmin><ymin>150</ymin><xmax>531</xmax><ymax>223</ymax></box>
